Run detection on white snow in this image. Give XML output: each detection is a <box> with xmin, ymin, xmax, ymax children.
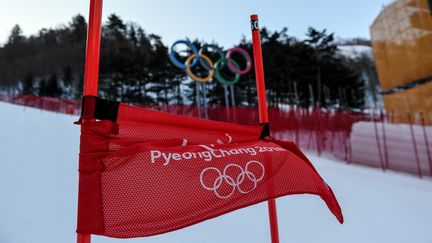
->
<box><xmin>337</xmin><ymin>45</ymin><xmax>373</xmax><ymax>59</ymax></box>
<box><xmin>1</xmin><ymin>102</ymin><xmax>432</xmax><ymax>243</ymax></box>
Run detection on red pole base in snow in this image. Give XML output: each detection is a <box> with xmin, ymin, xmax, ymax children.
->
<box><xmin>77</xmin><ymin>234</ymin><xmax>91</xmax><ymax>243</ymax></box>
<box><xmin>267</xmin><ymin>199</ymin><xmax>280</xmax><ymax>243</ymax></box>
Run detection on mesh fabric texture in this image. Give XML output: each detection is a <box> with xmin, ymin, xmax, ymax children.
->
<box><xmin>77</xmin><ymin>99</ymin><xmax>343</xmax><ymax>238</ymax></box>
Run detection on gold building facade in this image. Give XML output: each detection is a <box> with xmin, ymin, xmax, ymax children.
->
<box><xmin>371</xmin><ymin>0</ymin><xmax>432</xmax><ymax>121</ymax></box>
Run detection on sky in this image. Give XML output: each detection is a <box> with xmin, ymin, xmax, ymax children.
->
<box><xmin>0</xmin><ymin>0</ymin><xmax>394</xmax><ymax>47</ymax></box>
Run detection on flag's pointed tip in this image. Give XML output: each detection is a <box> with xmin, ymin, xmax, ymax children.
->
<box><xmin>330</xmin><ymin>204</ymin><xmax>344</xmax><ymax>224</ymax></box>
<box><xmin>338</xmin><ymin>215</ymin><xmax>344</xmax><ymax>224</ymax></box>
<box><xmin>334</xmin><ymin>203</ymin><xmax>344</xmax><ymax>224</ymax></box>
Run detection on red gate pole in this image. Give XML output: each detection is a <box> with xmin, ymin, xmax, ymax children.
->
<box><xmin>77</xmin><ymin>234</ymin><xmax>91</xmax><ymax>243</ymax></box>
<box><xmin>78</xmin><ymin>0</ymin><xmax>104</xmax><ymax>243</ymax></box>
<box><xmin>83</xmin><ymin>0</ymin><xmax>103</xmax><ymax>97</ymax></box>
<box><xmin>250</xmin><ymin>14</ymin><xmax>280</xmax><ymax>243</ymax></box>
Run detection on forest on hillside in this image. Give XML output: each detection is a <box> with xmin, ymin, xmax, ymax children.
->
<box><xmin>0</xmin><ymin>14</ymin><xmax>379</xmax><ymax>110</ymax></box>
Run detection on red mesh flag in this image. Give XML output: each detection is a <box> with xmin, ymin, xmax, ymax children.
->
<box><xmin>76</xmin><ymin>97</ymin><xmax>343</xmax><ymax>238</ymax></box>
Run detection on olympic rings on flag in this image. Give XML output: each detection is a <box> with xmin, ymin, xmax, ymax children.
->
<box><xmin>200</xmin><ymin>160</ymin><xmax>265</xmax><ymax>199</ymax></box>
<box><xmin>169</xmin><ymin>40</ymin><xmax>252</xmax><ymax>84</ymax></box>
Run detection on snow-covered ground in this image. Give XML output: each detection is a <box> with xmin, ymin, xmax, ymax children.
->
<box><xmin>1</xmin><ymin>102</ymin><xmax>432</xmax><ymax>243</ymax></box>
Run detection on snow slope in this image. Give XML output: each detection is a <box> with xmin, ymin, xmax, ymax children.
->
<box><xmin>1</xmin><ymin>102</ymin><xmax>432</xmax><ymax>243</ymax></box>
<box><xmin>337</xmin><ymin>45</ymin><xmax>373</xmax><ymax>58</ymax></box>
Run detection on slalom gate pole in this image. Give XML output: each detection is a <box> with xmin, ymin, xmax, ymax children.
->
<box><xmin>250</xmin><ymin>14</ymin><xmax>280</xmax><ymax>243</ymax></box>
<box><xmin>83</xmin><ymin>0</ymin><xmax>103</xmax><ymax>97</ymax></box>
<box><xmin>78</xmin><ymin>0</ymin><xmax>104</xmax><ymax>242</ymax></box>
<box><xmin>77</xmin><ymin>234</ymin><xmax>91</xmax><ymax>243</ymax></box>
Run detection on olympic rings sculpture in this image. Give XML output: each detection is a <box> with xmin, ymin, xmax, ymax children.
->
<box><xmin>200</xmin><ymin>160</ymin><xmax>265</xmax><ymax>199</ymax></box>
<box><xmin>169</xmin><ymin>40</ymin><xmax>252</xmax><ymax>84</ymax></box>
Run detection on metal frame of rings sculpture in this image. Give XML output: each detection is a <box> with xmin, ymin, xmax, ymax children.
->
<box><xmin>169</xmin><ymin>40</ymin><xmax>252</xmax><ymax>85</ymax></box>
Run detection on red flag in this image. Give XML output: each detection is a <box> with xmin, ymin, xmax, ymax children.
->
<box><xmin>76</xmin><ymin>97</ymin><xmax>343</xmax><ymax>238</ymax></box>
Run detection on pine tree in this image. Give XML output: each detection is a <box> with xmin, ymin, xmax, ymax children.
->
<box><xmin>38</xmin><ymin>78</ymin><xmax>48</xmax><ymax>96</ymax></box>
<box><xmin>105</xmin><ymin>14</ymin><xmax>127</xmax><ymax>41</ymax></box>
<box><xmin>63</xmin><ymin>66</ymin><xmax>73</xmax><ymax>86</ymax></box>
<box><xmin>22</xmin><ymin>73</ymin><xmax>34</xmax><ymax>95</ymax></box>
<box><xmin>0</xmin><ymin>14</ymin><xmax>367</xmax><ymax>110</ymax></box>
<box><xmin>69</xmin><ymin>14</ymin><xmax>87</xmax><ymax>44</ymax></box>
<box><xmin>45</xmin><ymin>73</ymin><xmax>61</xmax><ymax>97</ymax></box>
<box><xmin>7</xmin><ymin>25</ymin><xmax>25</xmax><ymax>45</ymax></box>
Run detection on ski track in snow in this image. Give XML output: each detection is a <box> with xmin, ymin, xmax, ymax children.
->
<box><xmin>0</xmin><ymin>102</ymin><xmax>431</xmax><ymax>243</ymax></box>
